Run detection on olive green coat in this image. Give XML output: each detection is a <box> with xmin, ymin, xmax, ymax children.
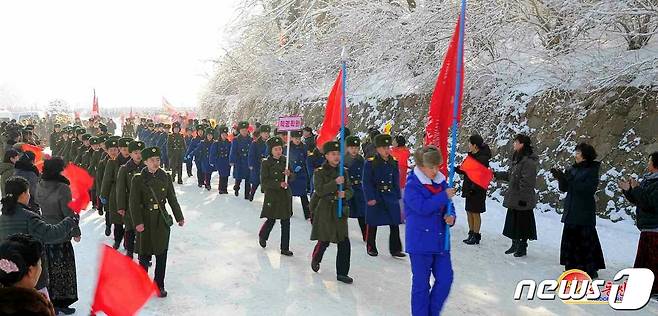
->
<box><xmin>95</xmin><ymin>156</ymin><xmax>108</xmax><ymax>200</ymax></box>
<box><xmin>65</xmin><ymin>140</ymin><xmax>81</xmax><ymax>163</ymax></box>
<box><xmin>310</xmin><ymin>162</ymin><xmax>353</xmax><ymax>243</ymax></box>
<box><xmin>101</xmin><ymin>158</ymin><xmax>121</xmax><ymax>225</ymax></box>
<box><xmin>116</xmin><ymin>159</ymin><xmax>144</xmax><ymax>229</ymax></box>
<box><xmin>88</xmin><ymin>150</ymin><xmax>102</xmax><ymax>190</ymax></box>
<box><xmin>73</xmin><ymin>145</ymin><xmax>90</xmax><ymax>167</ymax></box>
<box><xmin>58</xmin><ymin>140</ymin><xmax>71</xmax><ymax>159</ymax></box>
<box><xmin>129</xmin><ymin>168</ymin><xmax>184</xmax><ymax>256</ymax></box>
<box><xmin>260</xmin><ymin>156</ymin><xmax>294</xmax><ymax>220</ymax></box>
<box><xmin>122</xmin><ymin>123</ymin><xmax>135</xmax><ymax>138</ymax></box>
<box><xmin>167</xmin><ymin>133</ymin><xmax>186</xmax><ymax>162</ymax></box>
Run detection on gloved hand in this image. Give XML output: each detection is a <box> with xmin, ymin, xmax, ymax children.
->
<box><xmin>294</xmin><ymin>165</ymin><xmax>302</xmax><ymax>173</ymax></box>
<box><xmin>100</xmin><ymin>197</ymin><xmax>108</xmax><ymax>205</ymax></box>
<box><xmin>68</xmin><ymin>214</ymin><xmax>80</xmax><ymax>225</ymax></box>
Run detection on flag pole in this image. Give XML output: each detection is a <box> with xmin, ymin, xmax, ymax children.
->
<box><xmin>445</xmin><ymin>0</ymin><xmax>466</xmax><ymax>251</ymax></box>
<box><xmin>338</xmin><ymin>47</ymin><xmax>347</xmax><ymax>218</ymax></box>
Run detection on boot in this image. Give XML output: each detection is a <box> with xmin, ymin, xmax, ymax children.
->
<box><xmin>514</xmin><ymin>240</ymin><xmax>527</xmax><ymax>257</ymax></box>
<box><xmin>463</xmin><ymin>231</ymin><xmax>473</xmax><ymax>243</ymax></box>
<box><xmin>337</xmin><ymin>275</ymin><xmax>354</xmax><ymax>284</ymax></box>
<box><xmin>281</xmin><ymin>250</ymin><xmax>294</xmax><ymax>256</ymax></box>
<box><xmin>311</xmin><ymin>260</ymin><xmax>320</xmax><ymax>272</ymax></box>
<box><xmin>157</xmin><ymin>287</ymin><xmax>168</xmax><ymax>298</ymax></box>
<box><xmin>504</xmin><ymin>240</ymin><xmax>518</xmax><ymax>254</ymax></box>
<box><xmin>105</xmin><ymin>225</ymin><xmax>111</xmax><ymax>237</ymax></box>
<box><xmin>465</xmin><ymin>233</ymin><xmax>481</xmax><ymax>245</ymax></box>
<box><xmin>259</xmin><ymin>236</ymin><xmax>267</xmax><ymax>248</ymax></box>
<box><xmin>391</xmin><ymin>252</ymin><xmax>407</xmax><ymax>258</ymax></box>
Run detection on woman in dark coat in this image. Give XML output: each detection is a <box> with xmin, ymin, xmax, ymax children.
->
<box><xmin>258</xmin><ymin>137</ymin><xmax>294</xmax><ymax>256</ymax></box>
<box><xmin>620</xmin><ymin>151</ymin><xmax>658</xmax><ymax>297</ymax></box>
<box><xmin>456</xmin><ymin>135</ymin><xmax>491</xmax><ymax>245</ymax></box>
<box><xmin>494</xmin><ymin>134</ymin><xmax>538</xmax><ymax>257</ymax></box>
<box><xmin>14</xmin><ymin>151</ymin><xmax>40</xmax><ymax>210</ymax></box>
<box><xmin>35</xmin><ymin>157</ymin><xmax>81</xmax><ymax>313</ymax></box>
<box><xmin>550</xmin><ymin>143</ymin><xmax>605</xmax><ymax>278</ymax></box>
<box><xmin>286</xmin><ymin>131</ymin><xmax>310</xmax><ymax>220</ymax></box>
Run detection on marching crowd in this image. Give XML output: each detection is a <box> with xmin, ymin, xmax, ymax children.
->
<box><xmin>0</xmin><ymin>114</ymin><xmax>656</xmax><ymax>315</ymax></box>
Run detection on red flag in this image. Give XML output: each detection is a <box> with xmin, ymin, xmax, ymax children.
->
<box><xmin>459</xmin><ymin>155</ymin><xmax>493</xmax><ymax>190</ymax></box>
<box><xmin>91</xmin><ymin>245</ymin><xmax>158</xmax><ymax>316</ymax></box>
<box><xmin>91</xmin><ymin>89</ymin><xmax>99</xmax><ymax>117</ymax></box>
<box><xmin>316</xmin><ymin>69</ymin><xmax>347</xmax><ymax>149</ymax></box>
<box><xmin>62</xmin><ymin>164</ymin><xmax>94</xmax><ymax>214</ymax></box>
<box><xmin>21</xmin><ymin>144</ymin><xmax>44</xmax><ymax>173</ymax></box>
<box><xmin>162</xmin><ymin>97</ymin><xmax>178</xmax><ymax>115</ymax></box>
<box><xmin>424</xmin><ymin>17</ymin><xmax>465</xmax><ymax>176</ymax></box>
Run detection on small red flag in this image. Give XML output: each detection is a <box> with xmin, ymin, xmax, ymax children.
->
<box><xmin>459</xmin><ymin>155</ymin><xmax>493</xmax><ymax>190</ymax></box>
<box><xmin>424</xmin><ymin>17</ymin><xmax>465</xmax><ymax>176</ymax></box>
<box><xmin>316</xmin><ymin>69</ymin><xmax>347</xmax><ymax>150</ymax></box>
<box><xmin>91</xmin><ymin>89</ymin><xmax>100</xmax><ymax>117</ymax></box>
<box><xmin>91</xmin><ymin>245</ymin><xmax>158</xmax><ymax>316</ymax></box>
<box><xmin>62</xmin><ymin>163</ymin><xmax>94</xmax><ymax>214</ymax></box>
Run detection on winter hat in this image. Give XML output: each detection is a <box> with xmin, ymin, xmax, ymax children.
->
<box><xmin>259</xmin><ymin>125</ymin><xmax>271</xmax><ymax>133</ymax></box>
<box><xmin>469</xmin><ymin>134</ymin><xmax>484</xmax><ymax>148</ymax></box>
<box><xmin>414</xmin><ymin>146</ymin><xmax>443</xmax><ymax>167</ymax></box>
<box><xmin>267</xmin><ymin>137</ymin><xmax>284</xmax><ymax>152</ymax></box>
<box><xmin>373</xmin><ymin>134</ymin><xmax>392</xmax><ymax>148</ymax></box>
<box><xmin>205</xmin><ymin>128</ymin><xmax>215</xmax><ymax>137</ymax></box>
<box><xmin>238</xmin><ymin>121</ymin><xmax>249</xmax><ymax>130</ymax></box>
<box><xmin>290</xmin><ymin>130</ymin><xmax>302</xmax><ymax>138</ymax></box>
<box><xmin>89</xmin><ymin>137</ymin><xmax>101</xmax><ymax>145</ymax></box>
<box><xmin>82</xmin><ymin>134</ymin><xmax>92</xmax><ymax>141</ymax></box>
<box><xmin>346</xmin><ymin>135</ymin><xmax>361</xmax><ymax>147</ymax></box>
<box><xmin>142</xmin><ymin>147</ymin><xmax>161</xmax><ymax>160</ymax></box>
<box><xmin>395</xmin><ymin>135</ymin><xmax>406</xmax><ymax>147</ymax></box>
<box><xmin>217</xmin><ymin>125</ymin><xmax>229</xmax><ymax>135</ymax></box>
<box><xmin>104</xmin><ymin>139</ymin><xmax>119</xmax><ymax>149</ymax></box>
<box><xmin>128</xmin><ymin>141</ymin><xmax>145</xmax><ymax>153</ymax></box>
<box><xmin>322</xmin><ymin>141</ymin><xmax>340</xmax><ymax>154</ymax></box>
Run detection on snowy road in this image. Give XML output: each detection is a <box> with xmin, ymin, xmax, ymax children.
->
<box><xmin>70</xmin><ymin>174</ymin><xmax>658</xmax><ymax>315</ymax></box>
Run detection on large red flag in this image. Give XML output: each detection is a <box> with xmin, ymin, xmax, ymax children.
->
<box><xmin>424</xmin><ymin>17</ymin><xmax>465</xmax><ymax>176</ymax></box>
<box><xmin>459</xmin><ymin>155</ymin><xmax>493</xmax><ymax>190</ymax></box>
<box><xmin>316</xmin><ymin>69</ymin><xmax>347</xmax><ymax>149</ymax></box>
<box><xmin>91</xmin><ymin>245</ymin><xmax>158</xmax><ymax>316</ymax></box>
<box><xmin>62</xmin><ymin>164</ymin><xmax>94</xmax><ymax>214</ymax></box>
<box><xmin>21</xmin><ymin>144</ymin><xmax>44</xmax><ymax>173</ymax></box>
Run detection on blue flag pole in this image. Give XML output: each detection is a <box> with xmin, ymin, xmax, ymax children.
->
<box><xmin>445</xmin><ymin>0</ymin><xmax>466</xmax><ymax>251</ymax></box>
<box><xmin>338</xmin><ymin>48</ymin><xmax>347</xmax><ymax>218</ymax></box>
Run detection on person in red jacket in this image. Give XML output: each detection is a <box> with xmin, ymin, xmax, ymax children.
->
<box><xmin>391</xmin><ymin>136</ymin><xmax>411</xmax><ymax>189</ymax></box>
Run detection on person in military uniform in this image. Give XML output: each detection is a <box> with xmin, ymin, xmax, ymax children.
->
<box><xmin>306</xmin><ymin>146</ymin><xmax>326</xmax><ymax>195</ymax></box>
<box><xmin>285</xmin><ymin>130</ymin><xmax>310</xmax><ymax>220</ymax></box>
<box><xmin>88</xmin><ymin>136</ymin><xmax>106</xmax><ymax>213</ymax></box>
<box><xmin>362</xmin><ymin>134</ymin><xmax>405</xmax><ymax>258</ymax></box>
<box><xmin>136</xmin><ymin>118</ymin><xmax>147</xmax><ymax>140</ymax></box>
<box><xmin>187</xmin><ymin>128</ymin><xmax>214</xmax><ymax>189</ymax></box>
<box><xmin>310</xmin><ymin>141</ymin><xmax>354</xmax><ymax>284</ymax></box>
<box><xmin>184</xmin><ymin>127</ymin><xmax>205</xmax><ymax>181</ymax></box>
<box><xmin>247</xmin><ymin>125</ymin><xmax>271</xmax><ymax>201</ymax></box>
<box><xmin>97</xmin><ymin>137</ymin><xmax>120</xmax><ymax>236</ymax></box>
<box><xmin>167</xmin><ymin>122</ymin><xmax>186</xmax><ymax>184</ymax></box>
<box><xmin>345</xmin><ymin>135</ymin><xmax>367</xmax><ymax>241</ymax></box>
<box><xmin>129</xmin><ymin>146</ymin><xmax>185</xmax><ymax>297</ymax></box>
<box><xmin>49</xmin><ymin>123</ymin><xmax>63</xmax><ymax>155</ymax></box>
<box><xmin>209</xmin><ymin>125</ymin><xmax>232</xmax><ymax>194</ymax></box>
<box><xmin>116</xmin><ymin>140</ymin><xmax>146</xmax><ymax>258</ymax></box>
<box><xmin>158</xmin><ymin>124</ymin><xmax>170</xmax><ymax>170</ymax></box>
<box><xmin>229</xmin><ymin>121</ymin><xmax>252</xmax><ymax>199</ymax></box>
<box><xmin>258</xmin><ymin>137</ymin><xmax>294</xmax><ymax>256</ymax></box>
<box><xmin>64</xmin><ymin>127</ymin><xmax>85</xmax><ymax>163</ymax></box>
<box><xmin>122</xmin><ymin>118</ymin><xmax>136</xmax><ymax>138</ymax></box>
<box><xmin>143</xmin><ymin>123</ymin><xmax>155</xmax><ymax>147</ymax></box>
<box><xmin>183</xmin><ymin>127</ymin><xmax>194</xmax><ymax>177</ymax></box>
<box><xmin>73</xmin><ymin>134</ymin><xmax>92</xmax><ymax>167</ymax></box>
<box><xmin>100</xmin><ymin>138</ymin><xmax>127</xmax><ymax>247</ymax></box>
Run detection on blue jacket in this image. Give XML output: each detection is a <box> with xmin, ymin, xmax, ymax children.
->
<box><xmin>188</xmin><ymin>139</ymin><xmax>213</xmax><ymax>173</ymax></box>
<box><xmin>363</xmin><ymin>154</ymin><xmax>402</xmax><ymax>226</ymax></box>
<box><xmin>156</xmin><ymin>132</ymin><xmax>168</xmax><ymax>161</ymax></box>
<box><xmin>248</xmin><ymin>138</ymin><xmax>268</xmax><ymax>185</ymax></box>
<box><xmin>229</xmin><ymin>135</ymin><xmax>251</xmax><ymax>180</ymax></box>
<box><xmin>345</xmin><ymin>153</ymin><xmax>366</xmax><ymax>218</ymax></box>
<box><xmin>185</xmin><ymin>137</ymin><xmax>203</xmax><ymax>162</ymax></box>
<box><xmin>306</xmin><ymin>147</ymin><xmax>325</xmax><ymax>194</ymax></box>
<box><xmin>404</xmin><ymin>168</ymin><xmax>455</xmax><ymax>254</ymax></box>
<box><xmin>285</xmin><ymin>142</ymin><xmax>308</xmax><ymax>197</ymax></box>
<box><xmin>209</xmin><ymin>139</ymin><xmax>232</xmax><ymax>176</ymax></box>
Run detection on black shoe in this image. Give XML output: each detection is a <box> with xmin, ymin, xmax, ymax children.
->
<box><xmin>105</xmin><ymin>225</ymin><xmax>111</xmax><ymax>237</ymax></box>
<box><xmin>158</xmin><ymin>287</ymin><xmax>168</xmax><ymax>298</ymax></box>
<box><xmin>205</xmin><ymin>186</ymin><xmax>211</xmax><ymax>191</ymax></box>
<box><xmin>463</xmin><ymin>231</ymin><xmax>473</xmax><ymax>243</ymax></box>
<box><xmin>177</xmin><ymin>180</ymin><xmax>183</xmax><ymax>185</ymax></box>
<box><xmin>514</xmin><ymin>240</ymin><xmax>527</xmax><ymax>257</ymax></box>
<box><xmin>198</xmin><ymin>184</ymin><xmax>203</xmax><ymax>188</ymax></box>
<box><xmin>259</xmin><ymin>237</ymin><xmax>267</xmax><ymax>248</ymax></box>
<box><xmin>465</xmin><ymin>233</ymin><xmax>481</xmax><ymax>245</ymax></box>
<box><xmin>337</xmin><ymin>275</ymin><xmax>353</xmax><ymax>284</ymax></box>
<box><xmin>505</xmin><ymin>240</ymin><xmax>518</xmax><ymax>254</ymax></box>
<box><xmin>112</xmin><ymin>241</ymin><xmax>121</xmax><ymax>250</ymax></box>
<box><xmin>234</xmin><ymin>189</ymin><xmax>239</xmax><ymax>197</ymax></box>
<box><xmin>311</xmin><ymin>261</ymin><xmax>320</xmax><ymax>272</ymax></box>
<box><xmin>281</xmin><ymin>250</ymin><xmax>294</xmax><ymax>256</ymax></box>
<box><xmin>98</xmin><ymin>208</ymin><xmax>104</xmax><ymax>216</ymax></box>
<box><xmin>391</xmin><ymin>252</ymin><xmax>407</xmax><ymax>258</ymax></box>
<box><xmin>56</xmin><ymin>307</ymin><xmax>76</xmax><ymax>315</ymax></box>
<box><xmin>367</xmin><ymin>249</ymin><xmax>379</xmax><ymax>257</ymax></box>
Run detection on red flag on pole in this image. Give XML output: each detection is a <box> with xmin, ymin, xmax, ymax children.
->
<box><xmin>91</xmin><ymin>89</ymin><xmax>99</xmax><ymax>117</ymax></box>
<box><xmin>424</xmin><ymin>18</ymin><xmax>465</xmax><ymax>176</ymax></box>
<box><xmin>91</xmin><ymin>245</ymin><xmax>158</xmax><ymax>316</ymax></box>
<box><xmin>316</xmin><ymin>69</ymin><xmax>347</xmax><ymax>150</ymax></box>
<box><xmin>62</xmin><ymin>164</ymin><xmax>94</xmax><ymax>214</ymax></box>
<box><xmin>459</xmin><ymin>155</ymin><xmax>493</xmax><ymax>190</ymax></box>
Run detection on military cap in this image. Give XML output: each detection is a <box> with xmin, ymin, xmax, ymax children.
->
<box><xmin>290</xmin><ymin>130</ymin><xmax>302</xmax><ymax>138</ymax></box>
<box><xmin>110</xmin><ymin>135</ymin><xmax>121</xmax><ymax>140</ymax></box>
<box><xmin>142</xmin><ymin>147</ymin><xmax>161</xmax><ymax>160</ymax></box>
<box><xmin>105</xmin><ymin>139</ymin><xmax>119</xmax><ymax>148</ymax></box>
<box><xmin>205</xmin><ymin>128</ymin><xmax>215</xmax><ymax>136</ymax></box>
<box><xmin>346</xmin><ymin>135</ymin><xmax>361</xmax><ymax>147</ymax></box>
<box><xmin>238</xmin><ymin>121</ymin><xmax>249</xmax><ymax>130</ymax></box>
<box><xmin>118</xmin><ymin>137</ymin><xmax>133</xmax><ymax>148</ymax></box>
<box><xmin>82</xmin><ymin>133</ymin><xmax>92</xmax><ymax>141</ymax></box>
<box><xmin>89</xmin><ymin>137</ymin><xmax>101</xmax><ymax>145</ymax></box>
<box><xmin>217</xmin><ymin>125</ymin><xmax>229</xmax><ymax>134</ymax></box>
<box><xmin>322</xmin><ymin>141</ymin><xmax>340</xmax><ymax>154</ymax></box>
<box><xmin>172</xmin><ymin>122</ymin><xmax>181</xmax><ymax>128</ymax></box>
<box><xmin>128</xmin><ymin>140</ymin><xmax>145</xmax><ymax>152</ymax></box>
<box><xmin>267</xmin><ymin>136</ymin><xmax>284</xmax><ymax>150</ymax></box>
<box><xmin>147</xmin><ymin>123</ymin><xmax>155</xmax><ymax>128</ymax></box>
<box><xmin>76</xmin><ymin>127</ymin><xmax>86</xmax><ymax>135</ymax></box>
<box><xmin>54</xmin><ymin>123</ymin><xmax>61</xmax><ymax>128</ymax></box>
<box><xmin>259</xmin><ymin>125</ymin><xmax>271</xmax><ymax>133</ymax></box>
<box><xmin>98</xmin><ymin>135</ymin><xmax>109</xmax><ymax>143</ymax></box>
<box><xmin>374</xmin><ymin>134</ymin><xmax>393</xmax><ymax>148</ymax></box>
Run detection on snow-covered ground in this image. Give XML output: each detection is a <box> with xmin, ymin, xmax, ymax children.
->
<box><xmin>66</xmin><ymin>171</ymin><xmax>658</xmax><ymax>316</ymax></box>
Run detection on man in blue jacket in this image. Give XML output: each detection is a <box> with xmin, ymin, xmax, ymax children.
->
<box><xmin>247</xmin><ymin>125</ymin><xmax>270</xmax><ymax>201</ymax></box>
<box><xmin>286</xmin><ymin>130</ymin><xmax>310</xmax><ymax>219</ymax></box>
<box><xmin>230</xmin><ymin>121</ymin><xmax>252</xmax><ymax>199</ymax></box>
<box><xmin>403</xmin><ymin>146</ymin><xmax>456</xmax><ymax>316</ymax></box>
<box><xmin>210</xmin><ymin>125</ymin><xmax>232</xmax><ymax>194</ymax></box>
<box><xmin>362</xmin><ymin>134</ymin><xmax>405</xmax><ymax>257</ymax></box>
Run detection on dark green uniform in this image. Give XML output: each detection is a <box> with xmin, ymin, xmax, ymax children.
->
<box><xmin>166</xmin><ymin>131</ymin><xmax>186</xmax><ymax>184</ymax></box>
<box><xmin>122</xmin><ymin>122</ymin><xmax>136</xmax><ymax>138</ymax></box>
<box><xmin>116</xmin><ymin>158</ymin><xmax>145</xmax><ymax>257</ymax></box>
<box><xmin>260</xmin><ymin>155</ymin><xmax>294</xmax><ymax>219</ymax></box>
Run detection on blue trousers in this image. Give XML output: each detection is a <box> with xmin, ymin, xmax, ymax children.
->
<box><xmin>409</xmin><ymin>253</ymin><xmax>453</xmax><ymax>316</ymax></box>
